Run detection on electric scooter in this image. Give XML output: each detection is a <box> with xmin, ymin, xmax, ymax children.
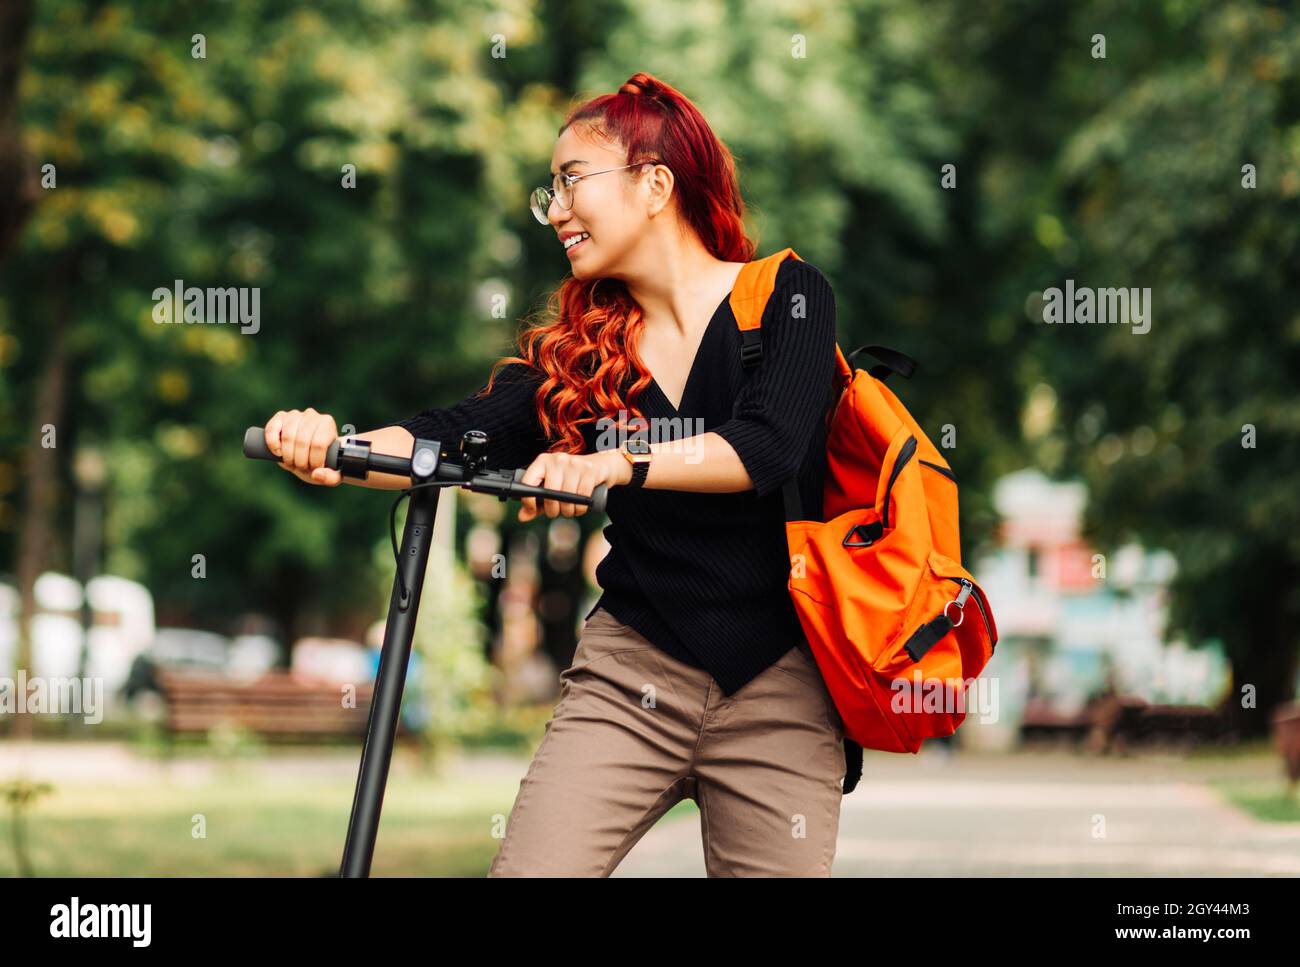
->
<box><xmin>242</xmin><ymin>427</ymin><xmax>607</xmax><ymax>877</ymax></box>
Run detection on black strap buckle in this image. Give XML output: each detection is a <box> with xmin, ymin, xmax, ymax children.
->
<box><xmin>739</xmin><ymin>329</ymin><xmax>763</xmax><ymax>369</ymax></box>
<box><xmin>843</xmin><ymin>521</ymin><xmax>883</xmax><ymax>548</ymax></box>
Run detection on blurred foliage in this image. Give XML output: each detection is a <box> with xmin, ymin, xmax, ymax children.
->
<box><xmin>0</xmin><ymin>0</ymin><xmax>1296</xmax><ymax>724</ymax></box>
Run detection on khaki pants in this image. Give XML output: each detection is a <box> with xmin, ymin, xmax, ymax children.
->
<box><xmin>488</xmin><ymin>607</ymin><xmax>846</xmax><ymax>877</ymax></box>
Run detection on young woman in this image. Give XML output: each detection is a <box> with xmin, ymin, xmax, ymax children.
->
<box><xmin>261</xmin><ymin>72</ymin><xmax>848</xmax><ymax>876</ymax></box>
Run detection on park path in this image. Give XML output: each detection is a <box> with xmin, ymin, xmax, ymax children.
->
<box><xmin>610</xmin><ymin>746</ymin><xmax>1300</xmax><ymax>877</ymax></box>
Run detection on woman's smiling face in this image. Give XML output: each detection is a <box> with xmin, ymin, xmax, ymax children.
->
<box><xmin>545</xmin><ymin>124</ymin><xmax>669</xmax><ymax>280</ymax></box>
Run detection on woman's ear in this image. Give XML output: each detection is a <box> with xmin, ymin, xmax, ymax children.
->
<box><xmin>644</xmin><ymin>164</ymin><xmax>675</xmax><ymax>218</ymax></box>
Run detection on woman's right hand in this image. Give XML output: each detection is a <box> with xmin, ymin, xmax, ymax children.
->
<box><xmin>263</xmin><ymin>407</ymin><xmax>343</xmax><ymax>486</ymax></box>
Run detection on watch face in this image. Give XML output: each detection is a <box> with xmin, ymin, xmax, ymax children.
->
<box><xmin>625</xmin><ymin>437</ymin><xmax>651</xmax><ymax>455</ymax></box>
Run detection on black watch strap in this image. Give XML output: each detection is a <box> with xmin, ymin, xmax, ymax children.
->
<box><xmin>629</xmin><ymin>459</ymin><xmax>649</xmax><ymax>488</ymax></box>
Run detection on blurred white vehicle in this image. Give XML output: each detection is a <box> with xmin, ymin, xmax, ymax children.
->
<box><xmin>0</xmin><ymin>572</ymin><xmax>156</xmax><ymax>697</ymax></box>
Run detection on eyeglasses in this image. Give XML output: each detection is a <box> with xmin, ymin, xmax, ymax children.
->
<box><xmin>530</xmin><ymin>161</ymin><xmax>662</xmax><ymax>225</ymax></box>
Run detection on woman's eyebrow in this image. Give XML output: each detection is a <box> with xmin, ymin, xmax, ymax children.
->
<box><xmin>549</xmin><ymin>159</ymin><xmax>588</xmax><ymax>176</ymax></box>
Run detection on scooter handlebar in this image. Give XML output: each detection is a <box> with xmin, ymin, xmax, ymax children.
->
<box><xmin>242</xmin><ymin>426</ymin><xmax>608</xmax><ymax>515</ymax></box>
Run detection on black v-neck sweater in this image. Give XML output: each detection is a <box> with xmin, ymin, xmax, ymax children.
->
<box><xmin>397</xmin><ymin>258</ymin><xmax>838</xmax><ymax>695</ymax></box>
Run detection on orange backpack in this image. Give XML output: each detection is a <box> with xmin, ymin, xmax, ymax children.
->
<box><xmin>731</xmin><ymin>248</ymin><xmax>999</xmax><ymax>792</ymax></box>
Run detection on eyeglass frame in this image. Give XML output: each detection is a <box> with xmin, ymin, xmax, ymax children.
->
<box><xmin>530</xmin><ymin>160</ymin><xmax>665</xmax><ymax>225</ymax></box>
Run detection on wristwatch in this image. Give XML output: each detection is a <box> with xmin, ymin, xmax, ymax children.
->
<box><xmin>620</xmin><ymin>437</ymin><xmax>652</xmax><ymax>488</ymax></box>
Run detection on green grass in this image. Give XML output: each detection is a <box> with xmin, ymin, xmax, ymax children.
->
<box><xmin>0</xmin><ymin>703</ymin><xmax>700</xmax><ymax>877</ymax></box>
<box><xmin>1181</xmin><ymin>739</ymin><xmax>1300</xmax><ymax>821</ymax></box>
<box><xmin>1210</xmin><ymin>777</ymin><xmax>1300</xmax><ymax>823</ymax></box>
<box><xmin>0</xmin><ymin>749</ymin><xmax>704</xmax><ymax>877</ymax></box>
<box><xmin>0</xmin><ymin>766</ymin><xmax>522</xmax><ymax>877</ymax></box>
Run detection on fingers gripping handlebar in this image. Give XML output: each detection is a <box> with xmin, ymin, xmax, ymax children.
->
<box><xmin>242</xmin><ymin>426</ymin><xmax>609</xmax><ymax>515</ymax></box>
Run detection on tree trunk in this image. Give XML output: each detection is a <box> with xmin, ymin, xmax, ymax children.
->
<box><xmin>1223</xmin><ymin>580</ymin><xmax>1300</xmax><ymax>741</ymax></box>
<box><xmin>13</xmin><ymin>279</ymin><xmax>69</xmax><ymax>738</ymax></box>
<box><xmin>0</xmin><ymin>0</ymin><xmax>38</xmax><ymax>261</ymax></box>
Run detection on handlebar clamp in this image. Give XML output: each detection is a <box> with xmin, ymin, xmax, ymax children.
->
<box><xmin>336</xmin><ymin>438</ymin><xmax>373</xmax><ymax>480</ymax></box>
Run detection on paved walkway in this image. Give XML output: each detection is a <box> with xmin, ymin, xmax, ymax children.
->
<box><xmin>610</xmin><ymin>746</ymin><xmax>1300</xmax><ymax>877</ymax></box>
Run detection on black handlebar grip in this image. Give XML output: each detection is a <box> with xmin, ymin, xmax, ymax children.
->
<box><xmin>510</xmin><ymin>471</ymin><xmax>608</xmax><ymax>515</ymax></box>
<box><xmin>588</xmin><ymin>483</ymin><xmax>608</xmax><ymax>516</ymax></box>
<box><xmin>244</xmin><ymin>426</ymin><xmax>343</xmax><ymax>470</ymax></box>
<box><xmin>243</xmin><ymin>427</ymin><xmax>276</xmax><ymax>461</ymax></box>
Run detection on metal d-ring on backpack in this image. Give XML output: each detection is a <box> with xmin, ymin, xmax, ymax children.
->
<box><xmin>730</xmin><ymin>248</ymin><xmax>999</xmax><ymax>794</ymax></box>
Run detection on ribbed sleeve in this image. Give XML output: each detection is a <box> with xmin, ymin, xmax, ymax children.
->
<box><xmin>396</xmin><ymin>362</ymin><xmax>551</xmax><ymax>470</ymax></box>
<box><xmin>712</xmin><ymin>259</ymin><xmax>838</xmax><ymax>497</ymax></box>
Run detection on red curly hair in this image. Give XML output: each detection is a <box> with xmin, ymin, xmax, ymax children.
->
<box><xmin>482</xmin><ymin>71</ymin><xmax>758</xmax><ymax>455</ymax></box>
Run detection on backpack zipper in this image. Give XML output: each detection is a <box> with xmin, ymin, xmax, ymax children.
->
<box><xmin>945</xmin><ymin>577</ymin><xmax>995</xmax><ymax>648</ymax></box>
<box><xmin>919</xmin><ymin>459</ymin><xmax>955</xmax><ymax>482</ymax></box>
<box><xmin>881</xmin><ymin>435</ymin><xmax>917</xmax><ymax>528</ymax></box>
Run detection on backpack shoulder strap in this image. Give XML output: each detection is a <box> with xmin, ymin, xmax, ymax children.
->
<box><xmin>730</xmin><ymin>247</ymin><xmax>802</xmax><ymax>370</ymax></box>
<box><xmin>727</xmin><ymin>248</ymin><xmax>810</xmax><ymax>522</ymax></box>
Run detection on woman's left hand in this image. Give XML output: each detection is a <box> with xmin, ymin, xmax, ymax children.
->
<box><xmin>517</xmin><ymin>449</ymin><xmax>632</xmax><ymax>521</ymax></box>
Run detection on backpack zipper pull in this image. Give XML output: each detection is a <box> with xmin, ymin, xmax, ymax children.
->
<box><xmin>953</xmin><ymin>578</ymin><xmax>972</xmax><ymax>608</ymax></box>
<box><xmin>944</xmin><ymin>579</ymin><xmax>972</xmax><ymax>627</ymax></box>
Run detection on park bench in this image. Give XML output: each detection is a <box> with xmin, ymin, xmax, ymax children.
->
<box><xmin>1084</xmin><ymin>694</ymin><xmax>1231</xmax><ymax>752</ymax></box>
<box><xmin>156</xmin><ymin>669</ymin><xmax>406</xmax><ymax>741</ymax></box>
<box><xmin>1021</xmin><ymin>694</ymin><xmax>1232</xmax><ymax>752</ymax></box>
<box><xmin>1122</xmin><ymin>702</ymin><xmax>1231</xmax><ymax>743</ymax></box>
<box><xmin>1019</xmin><ymin>697</ymin><xmax>1092</xmax><ymax>743</ymax></box>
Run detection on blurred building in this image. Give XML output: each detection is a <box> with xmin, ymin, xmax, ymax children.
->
<box><xmin>968</xmin><ymin>469</ymin><xmax>1230</xmax><ymax>748</ymax></box>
